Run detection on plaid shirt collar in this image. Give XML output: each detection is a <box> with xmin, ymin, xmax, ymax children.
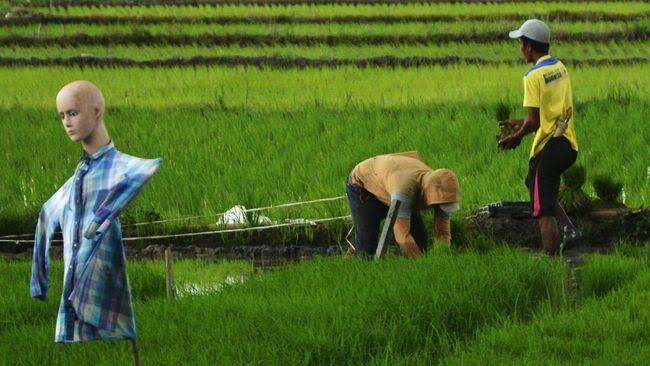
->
<box><xmin>81</xmin><ymin>141</ymin><xmax>115</xmax><ymax>162</ymax></box>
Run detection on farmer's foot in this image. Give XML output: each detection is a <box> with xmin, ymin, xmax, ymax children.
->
<box><xmin>560</xmin><ymin>225</ymin><xmax>581</xmax><ymax>252</ymax></box>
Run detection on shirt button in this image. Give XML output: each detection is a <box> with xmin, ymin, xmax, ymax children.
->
<box><xmin>69</xmin><ymin>265</ymin><xmax>72</xmax><ymax>269</ymax></box>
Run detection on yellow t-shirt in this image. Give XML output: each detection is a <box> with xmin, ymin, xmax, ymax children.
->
<box><xmin>523</xmin><ymin>55</ymin><xmax>578</xmax><ymax>158</ymax></box>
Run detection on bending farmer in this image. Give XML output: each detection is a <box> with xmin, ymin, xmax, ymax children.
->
<box><xmin>346</xmin><ymin>152</ymin><xmax>460</xmax><ymax>258</ymax></box>
<box><xmin>498</xmin><ymin>19</ymin><xmax>579</xmax><ymax>255</ymax></box>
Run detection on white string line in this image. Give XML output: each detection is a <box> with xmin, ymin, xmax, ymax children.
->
<box><xmin>0</xmin><ymin>195</ymin><xmax>347</xmax><ymax>239</ymax></box>
<box><xmin>128</xmin><ymin>195</ymin><xmax>346</xmax><ymax>227</ymax></box>
<box><xmin>0</xmin><ymin>233</ymin><xmax>34</xmax><ymax>239</ymax></box>
<box><xmin>0</xmin><ymin>215</ymin><xmax>352</xmax><ymax>244</ymax></box>
<box><xmin>123</xmin><ymin>215</ymin><xmax>351</xmax><ymax>241</ymax></box>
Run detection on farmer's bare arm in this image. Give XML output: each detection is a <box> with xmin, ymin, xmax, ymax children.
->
<box><xmin>499</xmin><ymin>107</ymin><xmax>540</xmax><ymax>149</ymax></box>
<box><xmin>393</xmin><ymin>218</ymin><xmax>423</xmax><ymax>258</ymax></box>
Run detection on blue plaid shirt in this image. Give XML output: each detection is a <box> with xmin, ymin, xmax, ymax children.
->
<box><xmin>30</xmin><ymin>142</ymin><xmax>161</xmax><ymax>343</ymax></box>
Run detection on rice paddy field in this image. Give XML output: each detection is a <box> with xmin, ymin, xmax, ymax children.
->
<box><xmin>1</xmin><ymin>246</ymin><xmax>649</xmax><ymax>364</ymax></box>
<box><xmin>0</xmin><ymin>0</ymin><xmax>648</xmax><ymax>364</ymax></box>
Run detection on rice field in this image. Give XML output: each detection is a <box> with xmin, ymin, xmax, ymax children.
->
<box><xmin>0</xmin><ymin>2</ymin><xmax>647</xmax><ymax>236</ymax></box>
<box><xmin>1</xmin><ymin>246</ymin><xmax>648</xmax><ymax>365</ymax></box>
<box><xmin>0</xmin><ymin>64</ymin><xmax>647</xmax><ymax>235</ymax></box>
<box><xmin>0</xmin><ymin>1</ymin><xmax>648</xmax><ymax>364</ymax></box>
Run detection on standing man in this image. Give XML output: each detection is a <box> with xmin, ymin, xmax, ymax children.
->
<box><xmin>346</xmin><ymin>151</ymin><xmax>460</xmax><ymax>257</ymax></box>
<box><xmin>498</xmin><ymin>19</ymin><xmax>578</xmax><ymax>255</ymax></box>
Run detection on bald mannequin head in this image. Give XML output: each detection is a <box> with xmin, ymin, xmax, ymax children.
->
<box><xmin>56</xmin><ymin>80</ymin><xmax>110</xmax><ymax>154</ymax></box>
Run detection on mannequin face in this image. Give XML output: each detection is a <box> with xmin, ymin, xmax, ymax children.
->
<box><xmin>56</xmin><ymin>92</ymin><xmax>98</xmax><ymax>142</ymax></box>
<box><xmin>56</xmin><ymin>81</ymin><xmax>105</xmax><ymax>143</ymax></box>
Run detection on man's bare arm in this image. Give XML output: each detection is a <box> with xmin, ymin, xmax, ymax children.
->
<box><xmin>498</xmin><ymin>107</ymin><xmax>540</xmax><ymax>150</ymax></box>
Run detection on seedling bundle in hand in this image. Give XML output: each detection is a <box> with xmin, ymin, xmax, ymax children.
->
<box><xmin>495</xmin><ymin>102</ymin><xmax>514</xmax><ymax>143</ymax></box>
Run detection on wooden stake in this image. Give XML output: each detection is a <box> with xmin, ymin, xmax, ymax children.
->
<box><xmin>375</xmin><ymin>200</ymin><xmax>401</xmax><ymax>259</ymax></box>
<box><xmin>131</xmin><ymin>338</ymin><xmax>141</xmax><ymax>366</ymax></box>
<box><xmin>164</xmin><ymin>247</ymin><xmax>174</xmax><ymax>300</ymax></box>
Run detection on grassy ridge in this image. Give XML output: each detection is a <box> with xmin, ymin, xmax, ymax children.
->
<box><xmin>14</xmin><ymin>0</ymin><xmax>649</xmax><ymax>6</ymax></box>
<box><xmin>1</xmin><ymin>42</ymin><xmax>647</xmax><ymax>62</ymax></box>
<box><xmin>2</xmin><ymin>11</ymin><xmax>648</xmax><ymax>26</ymax></box>
<box><xmin>0</xmin><ymin>56</ymin><xmax>646</xmax><ymax>69</ymax></box>
<box><xmin>24</xmin><ymin>3</ymin><xmax>650</xmax><ymax>17</ymax></box>
<box><xmin>1</xmin><ymin>29</ymin><xmax>646</xmax><ymax>48</ymax></box>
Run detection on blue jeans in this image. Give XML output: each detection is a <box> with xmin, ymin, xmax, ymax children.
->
<box><xmin>346</xmin><ymin>176</ymin><xmax>428</xmax><ymax>256</ymax></box>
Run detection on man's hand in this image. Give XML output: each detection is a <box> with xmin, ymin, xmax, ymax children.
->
<box><xmin>498</xmin><ymin>107</ymin><xmax>540</xmax><ymax>150</ymax></box>
<box><xmin>498</xmin><ymin>119</ymin><xmax>523</xmax><ymax>131</ymax></box>
<box><xmin>498</xmin><ymin>134</ymin><xmax>523</xmax><ymax>150</ymax></box>
<box><xmin>497</xmin><ymin>119</ymin><xmax>523</xmax><ymax>150</ymax></box>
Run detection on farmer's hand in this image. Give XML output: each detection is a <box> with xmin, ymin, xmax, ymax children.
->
<box><xmin>498</xmin><ymin>119</ymin><xmax>523</xmax><ymax>130</ymax></box>
<box><xmin>498</xmin><ymin>134</ymin><xmax>523</xmax><ymax>150</ymax></box>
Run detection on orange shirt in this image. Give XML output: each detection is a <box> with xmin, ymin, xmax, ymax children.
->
<box><xmin>350</xmin><ymin>152</ymin><xmax>460</xmax><ymax>209</ymax></box>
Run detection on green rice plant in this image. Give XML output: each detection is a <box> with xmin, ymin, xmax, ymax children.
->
<box><xmin>444</xmin><ymin>265</ymin><xmax>650</xmax><ymax>366</ymax></box>
<box><xmin>613</xmin><ymin>240</ymin><xmax>649</xmax><ymax>258</ymax></box>
<box><xmin>0</xmin><ymin>65</ymin><xmax>647</xmax><ymax>236</ymax></box>
<box><xmin>559</xmin><ymin>188</ymin><xmax>592</xmax><ymax>214</ymax></box>
<box><xmin>562</xmin><ymin>164</ymin><xmax>587</xmax><ymax>190</ymax></box>
<box><xmin>25</xmin><ymin>2</ymin><xmax>650</xmax><ymax>18</ymax></box>
<box><xmin>2</xmin><ymin>19</ymin><xmax>644</xmax><ymax>38</ymax></box>
<box><xmin>1</xmin><ymin>11</ymin><xmax>647</xmax><ymax>28</ymax></box>
<box><xmin>607</xmin><ymin>83</ymin><xmax>635</xmax><ymax>105</ymax></box>
<box><xmin>0</xmin><ymin>24</ymin><xmax>644</xmax><ymax>47</ymax></box>
<box><xmin>0</xmin><ymin>56</ymin><xmax>646</xmax><ymax>69</ymax></box>
<box><xmin>1</xmin><ymin>41</ymin><xmax>649</xmax><ymax>63</ymax></box>
<box><xmin>494</xmin><ymin>101</ymin><xmax>510</xmax><ymax>122</ymax></box>
<box><xmin>494</xmin><ymin>101</ymin><xmax>514</xmax><ymax>141</ymax></box>
<box><xmin>593</xmin><ymin>174</ymin><xmax>624</xmax><ymax>205</ymax></box>
<box><xmin>0</xmin><ymin>249</ymin><xmax>568</xmax><ymax>365</ymax></box>
<box><xmin>578</xmin><ymin>253</ymin><xmax>647</xmax><ymax>299</ymax></box>
<box><xmin>559</xmin><ymin>164</ymin><xmax>591</xmax><ymax>214</ymax></box>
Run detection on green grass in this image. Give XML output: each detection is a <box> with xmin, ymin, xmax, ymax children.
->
<box><xmin>1</xmin><ymin>246</ymin><xmax>648</xmax><ymax>365</ymax></box>
<box><xmin>444</xmin><ymin>252</ymin><xmax>650</xmax><ymax>366</ymax></box>
<box><xmin>2</xmin><ymin>19</ymin><xmax>645</xmax><ymax>37</ymax></box>
<box><xmin>1</xmin><ymin>64</ymin><xmax>647</xmax><ymax>109</ymax></box>
<box><xmin>1</xmin><ymin>41</ymin><xmax>647</xmax><ymax>62</ymax></box>
<box><xmin>25</xmin><ymin>2</ymin><xmax>650</xmax><ymax>17</ymax></box>
<box><xmin>0</xmin><ymin>248</ymin><xmax>569</xmax><ymax>365</ymax></box>
<box><xmin>0</xmin><ymin>65</ymin><xmax>648</xmax><ymax>235</ymax></box>
<box><xmin>0</xmin><ymin>258</ymin><xmax>253</xmax><ymax>339</ymax></box>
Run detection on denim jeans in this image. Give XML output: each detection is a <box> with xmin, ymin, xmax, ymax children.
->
<box><xmin>346</xmin><ymin>176</ymin><xmax>428</xmax><ymax>256</ymax></box>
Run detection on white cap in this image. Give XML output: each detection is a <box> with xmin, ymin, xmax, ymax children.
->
<box><xmin>439</xmin><ymin>202</ymin><xmax>460</xmax><ymax>214</ymax></box>
<box><xmin>509</xmin><ymin>19</ymin><xmax>550</xmax><ymax>44</ymax></box>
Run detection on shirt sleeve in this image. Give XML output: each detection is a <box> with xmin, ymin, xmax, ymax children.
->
<box><xmin>390</xmin><ymin>192</ymin><xmax>413</xmax><ymax>219</ymax></box>
<box><xmin>523</xmin><ymin>74</ymin><xmax>541</xmax><ymax>108</ymax></box>
<box><xmin>433</xmin><ymin>205</ymin><xmax>451</xmax><ymax>220</ymax></box>
<box><xmin>30</xmin><ymin>180</ymin><xmax>70</xmax><ymax>300</ymax></box>
<box><xmin>84</xmin><ymin>158</ymin><xmax>162</xmax><ymax>240</ymax></box>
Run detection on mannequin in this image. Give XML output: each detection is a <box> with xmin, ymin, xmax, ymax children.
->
<box><xmin>31</xmin><ymin>80</ymin><xmax>161</xmax><ymax>354</ymax></box>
